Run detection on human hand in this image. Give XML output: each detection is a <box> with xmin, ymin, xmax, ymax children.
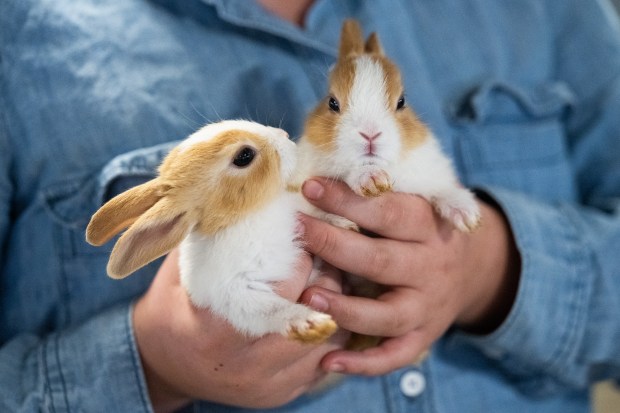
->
<box><xmin>133</xmin><ymin>249</ymin><xmax>348</xmax><ymax>413</ymax></box>
<box><xmin>298</xmin><ymin>178</ymin><xmax>520</xmax><ymax>376</ymax></box>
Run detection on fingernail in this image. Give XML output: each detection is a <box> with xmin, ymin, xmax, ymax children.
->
<box><xmin>309</xmin><ymin>293</ymin><xmax>329</xmax><ymax>312</ymax></box>
<box><xmin>328</xmin><ymin>363</ymin><xmax>345</xmax><ymax>373</ymax></box>
<box><xmin>302</xmin><ymin>179</ymin><xmax>324</xmax><ymax>200</ymax></box>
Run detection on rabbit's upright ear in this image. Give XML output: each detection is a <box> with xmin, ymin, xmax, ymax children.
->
<box><xmin>106</xmin><ymin>197</ymin><xmax>191</xmax><ymax>279</ymax></box>
<box><xmin>364</xmin><ymin>32</ymin><xmax>384</xmax><ymax>55</ymax></box>
<box><xmin>339</xmin><ymin>19</ymin><xmax>364</xmax><ymax>58</ymax></box>
<box><xmin>86</xmin><ymin>179</ymin><xmax>164</xmax><ymax>246</ymax></box>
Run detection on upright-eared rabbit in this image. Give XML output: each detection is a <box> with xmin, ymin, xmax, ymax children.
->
<box><xmin>293</xmin><ymin>20</ymin><xmax>481</xmax><ymax>233</ymax></box>
<box><xmin>289</xmin><ymin>20</ymin><xmax>481</xmax><ymax>354</ymax></box>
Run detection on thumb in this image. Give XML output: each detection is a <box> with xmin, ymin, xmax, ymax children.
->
<box><xmin>300</xmin><ymin>286</ymin><xmax>395</xmax><ymax>338</ymax></box>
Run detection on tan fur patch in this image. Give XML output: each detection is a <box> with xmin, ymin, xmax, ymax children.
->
<box><xmin>288</xmin><ymin>318</ymin><xmax>338</xmax><ymax>344</ymax></box>
<box><xmin>303</xmin><ymin>57</ymin><xmax>357</xmax><ymax>152</ymax></box>
<box><xmin>375</xmin><ymin>56</ymin><xmax>429</xmax><ymax>152</ymax></box>
<box><xmin>86</xmin><ymin>179</ymin><xmax>165</xmax><ymax>246</ymax></box>
<box><xmin>107</xmin><ymin>201</ymin><xmax>190</xmax><ymax>278</ymax></box>
<box><xmin>397</xmin><ymin>107</ymin><xmax>429</xmax><ymax>153</ymax></box>
<box><xmin>304</xmin><ymin>20</ymin><xmax>367</xmax><ymax>151</ymax></box>
<box><xmin>158</xmin><ymin>130</ymin><xmax>282</xmax><ymax>236</ymax></box>
<box><xmin>364</xmin><ymin>32</ymin><xmax>384</xmax><ymax>55</ymax></box>
<box><xmin>339</xmin><ymin>19</ymin><xmax>365</xmax><ymax>58</ymax></box>
<box><xmin>286</xmin><ymin>183</ymin><xmax>301</xmax><ymax>193</ymax></box>
<box><xmin>303</xmin><ymin>101</ymin><xmax>338</xmax><ymax>152</ymax></box>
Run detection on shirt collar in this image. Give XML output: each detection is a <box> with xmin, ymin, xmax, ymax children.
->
<box><xmin>199</xmin><ymin>0</ymin><xmax>340</xmax><ymax>56</ymax></box>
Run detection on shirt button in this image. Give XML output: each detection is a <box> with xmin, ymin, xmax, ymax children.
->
<box><xmin>399</xmin><ymin>369</ymin><xmax>426</xmax><ymax>398</ymax></box>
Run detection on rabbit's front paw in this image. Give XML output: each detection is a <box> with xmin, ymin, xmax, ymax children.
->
<box><xmin>432</xmin><ymin>189</ymin><xmax>481</xmax><ymax>232</ymax></box>
<box><xmin>287</xmin><ymin>311</ymin><xmax>337</xmax><ymax>344</ymax></box>
<box><xmin>350</xmin><ymin>168</ymin><xmax>393</xmax><ymax>197</ymax></box>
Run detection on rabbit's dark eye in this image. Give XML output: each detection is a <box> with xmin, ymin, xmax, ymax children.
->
<box><xmin>396</xmin><ymin>95</ymin><xmax>406</xmax><ymax>111</ymax></box>
<box><xmin>328</xmin><ymin>96</ymin><xmax>340</xmax><ymax>113</ymax></box>
<box><xmin>232</xmin><ymin>147</ymin><xmax>256</xmax><ymax>168</ymax></box>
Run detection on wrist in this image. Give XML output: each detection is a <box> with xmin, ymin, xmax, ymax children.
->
<box><xmin>133</xmin><ymin>295</ymin><xmax>192</xmax><ymax>413</ymax></box>
<box><xmin>141</xmin><ymin>361</ymin><xmax>191</xmax><ymax>413</ymax></box>
<box><xmin>456</xmin><ymin>197</ymin><xmax>521</xmax><ymax>334</ymax></box>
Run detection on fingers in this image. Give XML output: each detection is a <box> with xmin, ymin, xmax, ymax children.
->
<box><xmin>320</xmin><ymin>332</ymin><xmax>428</xmax><ymax>375</ymax></box>
<box><xmin>300</xmin><ymin>286</ymin><xmax>422</xmax><ymax>338</ymax></box>
<box><xmin>302</xmin><ymin>178</ymin><xmax>436</xmax><ymax>241</ymax></box>
<box><xmin>299</xmin><ymin>214</ymin><xmax>424</xmax><ymax>285</ymax></box>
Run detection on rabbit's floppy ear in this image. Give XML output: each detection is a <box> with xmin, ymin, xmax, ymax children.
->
<box><xmin>86</xmin><ymin>179</ymin><xmax>163</xmax><ymax>246</ymax></box>
<box><xmin>339</xmin><ymin>19</ymin><xmax>364</xmax><ymax>58</ymax></box>
<box><xmin>106</xmin><ymin>197</ymin><xmax>192</xmax><ymax>279</ymax></box>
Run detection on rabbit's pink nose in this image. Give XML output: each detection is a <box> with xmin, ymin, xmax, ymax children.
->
<box><xmin>359</xmin><ymin>131</ymin><xmax>382</xmax><ymax>142</ymax></box>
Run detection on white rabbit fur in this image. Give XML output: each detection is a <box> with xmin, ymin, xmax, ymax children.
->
<box><xmin>178</xmin><ymin>191</ymin><xmax>331</xmax><ymax>339</ymax></box>
<box><xmin>86</xmin><ymin>120</ymin><xmax>336</xmax><ymax>343</ymax></box>
<box><xmin>293</xmin><ymin>20</ymin><xmax>481</xmax><ymax>232</ymax></box>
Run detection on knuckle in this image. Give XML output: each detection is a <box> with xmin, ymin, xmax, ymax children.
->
<box><xmin>387</xmin><ymin>313</ymin><xmax>410</xmax><ymax>337</ymax></box>
<box><xmin>323</xmin><ymin>180</ymin><xmax>349</xmax><ymax>212</ymax></box>
<box><xmin>333</xmin><ymin>297</ymin><xmax>360</xmax><ymax>326</ymax></box>
<box><xmin>367</xmin><ymin>245</ymin><xmax>392</xmax><ymax>278</ymax></box>
<box><xmin>314</xmin><ymin>226</ymin><xmax>340</xmax><ymax>256</ymax></box>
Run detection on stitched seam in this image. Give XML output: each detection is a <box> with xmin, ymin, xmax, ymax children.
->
<box><xmin>422</xmin><ymin>361</ymin><xmax>438</xmax><ymax>413</ymax></box>
<box><xmin>500</xmin><ymin>194</ymin><xmax>587</xmax><ymax>376</ymax></box>
<box><xmin>504</xmin><ymin>197</ymin><xmax>563</xmax><ymax>373</ymax></box>
<box><xmin>380</xmin><ymin>374</ymin><xmax>397</xmax><ymax>413</ymax></box>
<box><xmin>126</xmin><ymin>303</ymin><xmax>153</xmax><ymax>413</ymax></box>
<box><xmin>486</xmin><ymin>191</ymin><xmax>528</xmax><ymax>344</ymax></box>
<box><xmin>545</xmin><ymin>205</ymin><xmax>594</xmax><ymax>377</ymax></box>
<box><xmin>42</xmin><ymin>339</ymin><xmax>58</xmax><ymax>413</ymax></box>
<box><xmin>469</xmin><ymin>188</ymin><xmax>565</xmax><ymax>374</ymax></box>
<box><xmin>54</xmin><ymin>224</ymin><xmax>72</xmax><ymax>328</ymax></box>
<box><xmin>54</xmin><ymin>333</ymin><xmax>71</xmax><ymax>412</ymax></box>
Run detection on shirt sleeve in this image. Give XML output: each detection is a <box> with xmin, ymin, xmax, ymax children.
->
<box><xmin>456</xmin><ymin>0</ymin><xmax>620</xmax><ymax>396</ymax></box>
<box><xmin>0</xmin><ymin>303</ymin><xmax>153</xmax><ymax>413</ymax></box>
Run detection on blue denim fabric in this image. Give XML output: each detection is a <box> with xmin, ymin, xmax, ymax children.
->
<box><xmin>1</xmin><ymin>0</ymin><xmax>620</xmax><ymax>411</ymax></box>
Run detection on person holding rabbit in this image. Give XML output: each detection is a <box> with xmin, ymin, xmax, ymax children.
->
<box><xmin>1</xmin><ymin>1</ymin><xmax>620</xmax><ymax>413</ymax></box>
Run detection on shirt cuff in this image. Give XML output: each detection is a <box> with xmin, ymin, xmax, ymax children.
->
<box><xmin>43</xmin><ymin>302</ymin><xmax>153</xmax><ymax>412</ymax></box>
<box><xmin>453</xmin><ymin>186</ymin><xmax>592</xmax><ymax>393</ymax></box>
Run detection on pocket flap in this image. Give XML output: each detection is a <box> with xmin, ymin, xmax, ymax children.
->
<box><xmin>451</xmin><ymin>80</ymin><xmax>576</xmax><ymax>124</ymax></box>
<box><xmin>95</xmin><ymin>141</ymin><xmax>178</xmax><ymax>206</ymax></box>
<box><xmin>43</xmin><ymin>141</ymin><xmax>178</xmax><ymax>228</ymax></box>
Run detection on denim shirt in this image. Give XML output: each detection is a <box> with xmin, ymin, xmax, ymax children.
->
<box><xmin>2</xmin><ymin>0</ymin><xmax>620</xmax><ymax>412</ymax></box>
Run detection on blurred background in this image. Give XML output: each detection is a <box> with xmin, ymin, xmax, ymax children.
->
<box><xmin>590</xmin><ymin>2</ymin><xmax>619</xmax><ymax>412</ymax></box>
<box><xmin>595</xmin><ymin>3</ymin><xmax>620</xmax><ymax>412</ymax></box>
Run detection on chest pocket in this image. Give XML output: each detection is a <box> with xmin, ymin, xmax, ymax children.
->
<box><xmin>43</xmin><ymin>142</ymin><xmax>178</xmax><ymax>325</ymax></box>
<box><xmin>450</xmin><ymin>80</ymin><xmax>578</xmax><ymax>202</ymax></box>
